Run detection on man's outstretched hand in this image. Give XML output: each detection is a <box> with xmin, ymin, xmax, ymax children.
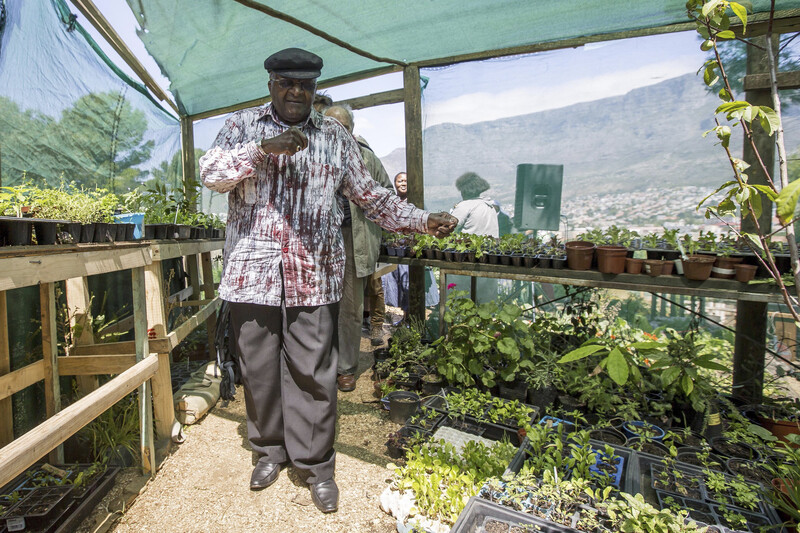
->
<box><xmin>426</xmin><ymin>212</ymin><xmax>457</xmax><ymax>238</ymax></box>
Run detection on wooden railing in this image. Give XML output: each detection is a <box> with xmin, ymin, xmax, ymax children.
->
<box><xmin>0</xmin><ymin>239</ymin><xmax>223</xmax><ymax>486</ymax></box>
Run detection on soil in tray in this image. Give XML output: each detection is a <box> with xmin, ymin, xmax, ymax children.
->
<box><xmin>483</xmin><ymin>518</ymin><xmax>509</xmax><ymax>533</ymax></box>
<box><xmin>726</xmin><ymin>458</ymin><xmax>774</xmax><ymax>487</ymax></box>
<box><xmin>651</xmin><ymin>464</ymin><xmax>704</xmax><ymax>500</ymax></box>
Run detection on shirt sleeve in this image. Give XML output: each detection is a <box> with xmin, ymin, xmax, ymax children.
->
<box><xmin>199</xmin><ymin>115</ymin><xmax>266</xmax><ymax>193</ymax></box>
<box><xmin>339</xmin><ymin>134</ymin><xmax>428</xmax><ymax>234</ymax></box>
<box><xmin>450</xmin><ymin>200</ymin><xmax>473</xmax><ymax>233</ymax></box>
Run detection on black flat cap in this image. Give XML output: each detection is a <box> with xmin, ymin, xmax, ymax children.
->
<box><xmin>264</xmin><ymin>48</ymin><xmax>323</xmax><ymax>79</ymax></box>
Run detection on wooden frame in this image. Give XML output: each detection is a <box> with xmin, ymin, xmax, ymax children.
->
<box><xmin>0</xmin><ymin>239</ymin><xmax>223</xmax><ymax>483</ymax></box>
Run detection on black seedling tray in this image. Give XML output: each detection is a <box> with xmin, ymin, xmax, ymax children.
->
<box><xmin>450</xmin><ymin>496</ymin><xmax>581</xmax><ymax>533</ymax></box>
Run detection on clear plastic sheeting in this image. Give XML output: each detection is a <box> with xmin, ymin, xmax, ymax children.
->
<box><xmin>0</xmin><ymin>0</ymin><xmax>180</xmax><ymax>192</ymax></box>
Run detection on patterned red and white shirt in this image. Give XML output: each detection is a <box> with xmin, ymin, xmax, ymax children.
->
<box><xmin>200</xmin><ymin>104</ymin><xmax>427</xmax><ymax>307</ymax></box>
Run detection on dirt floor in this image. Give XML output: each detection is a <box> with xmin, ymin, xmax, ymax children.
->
<box><xmin>75</xmin><ymin>311</ymin><xmax>406</xmax><ymax>533</ymax></box>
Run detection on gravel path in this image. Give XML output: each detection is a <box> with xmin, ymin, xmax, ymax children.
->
<box><xmin>83</xmin><ymin>321</ymin><xmax>405</xmax><ymax>533</ymax></box>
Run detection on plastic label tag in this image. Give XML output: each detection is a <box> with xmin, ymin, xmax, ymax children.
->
<box><xmin>7</xmin><ymin>517</ymin><xmax>26</xmax><ymax>532</ymax></box>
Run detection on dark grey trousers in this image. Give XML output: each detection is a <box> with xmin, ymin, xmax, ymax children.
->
<box><xmin>229</xmin><ymin>300</ymin><xmax>339</xmax><ymax>484</ymax></box>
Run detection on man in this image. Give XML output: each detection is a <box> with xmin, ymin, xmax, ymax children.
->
<box><xmin>394</xmin><ymin>171</ymin><xmax>408</xmax><ymax>200</ymax></box>
<box><xmin>199</xmin><ymin>48</ymin><xmax>457</xmax><ymax>513</ymax></box>
<box><xmin>323</xmin><ymin>104</ymin><xmax>393</xmax><ymax>392</ymax></box>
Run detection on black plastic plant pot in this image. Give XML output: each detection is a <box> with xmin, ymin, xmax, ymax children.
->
<box><xmin>654</xmin><ymin>490</ymin><xmax>717</xmax><ymax>526</ymax></box>
<box><xmin>725</xmin><ymin>457</ymin><xmax>774</xmax><ymax>487</ymax></box>
<box><xmin>550</xmin><ymin>255</ymin><xmax>567</xmax><ymax>269</ymax></box>
<box><xmin>523</xmin><ymin>255</ymin><xmax>538</xmax><ymax>268</ymax></box>
<box><xmin>124</xmin><ymin>223</ymin><xmax>136</xmax><ymax>241</ymax></box>
<box><xmin>588</xmin><ymin>427</ymin><xmax>627</xmax><ymax>446</ymax></box>
<box><xmin>385</xmin><ymin>426</ymin><xmax>428</xmax><ymax>459</ymax></box>
<box><xmin>709</xmin><ymin>436</ymin><xmax>761</xmax><ymax>462</ymax></box>
<box><xmin>536</xmin><ymin>255</ymin><xmax>552</xmax><ymax>268</ymax></box>
<box><xmin>621</xmin><ymin>420</ymin><xmax>666</xmax><ymax>441</ymax></box>
<box><xmin>61</xmin><ymin>221</ymin><xmax>82</xmax><ymax>244</ymax></box>
<box><xmin>420</xmin><ymin>374</ymin><xmax>445</xmax><ymax>396</ymax></box>
<box><xmin>451</xmin><ymin>496</ymin><xmax>580</xmax><ymax>533</ymax></box>
<box><xmin>32</xmin><ymin>220</ymin><xmax>59</xmax><ymax>245</ymax></box>
<box><xmin>386</xmin><ymin>391</ymin><xmax>420</xmax><ymax>424</ymax></box>
<box><xmin>0</xmin><ymin>217</ymin><xmax>33</xmax><ymax>246</ymax></box>
<box><xmin>79</xmin><ymin>223</ymin><xmax>95</xmax><ymax>243</ymax></box>
<box><xmin>675</xmin><ymin>447</ymin><xmax>725</xmax><ymax>471</ymax></box>
<box><xmin>497</xmin><ymin>380</ymin><xmax>528</xmax><ymax>402</ymax></box>
<box><xmin>93</xmin><ymin>222</ymin><xmax>110</xmax><ymax>243</ymax></box>
<box><xmin>176</xmin><ymin>225</ymin><xmax>192</xmax><ymax>239</ymax></box>
<box><xmin>708</xmin><ymin>502</ymin><xmax>774</xmax><ymax>531</ymax></box>
<box><xmin>626</xmin><ymin>437</ymin><xmax>670</xmax><ymax>457</ymax></box>
<box><xmin>526</xmin><ymin>385</ymin><xmax>557</xmax><ymax>411</ymax></box>
<box><xmin>114</xmin><ymin>223</ymin><xmax>126</xmax><ymax>242</ymax></box>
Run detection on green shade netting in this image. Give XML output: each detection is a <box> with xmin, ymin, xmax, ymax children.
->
<box><xmin>128</xmin><ymin>0</ymin><xmax>800</xmax><ymax>117</ymax></box>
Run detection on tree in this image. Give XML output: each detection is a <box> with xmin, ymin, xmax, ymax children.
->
<box><xmin>0</xmin><ymin>91</ymin><xmax>153</xmax><ymax>190</ymax></box>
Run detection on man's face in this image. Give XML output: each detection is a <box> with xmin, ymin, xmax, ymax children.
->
<box><xmin>395</xmin><ymin>173</ymin><xmax>408</xmax><ymax>195</ymax></box>
<box><xmin>268</xmin><ymin>74</ymin><xmax>316</xmax><ymax>125</ymax></box>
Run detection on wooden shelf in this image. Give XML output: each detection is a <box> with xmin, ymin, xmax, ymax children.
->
<box><xmin>380</xmin><ymin>256</ymin><xmax>784</xmax><ymax>303</ymax></box>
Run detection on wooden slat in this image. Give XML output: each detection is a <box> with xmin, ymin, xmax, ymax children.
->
<box><xmin>57</xmin><ymin>355</ymin><xmax>138</xmax><ymax>375</ymax></box>
<box><xmin>0</xmin><ymin>355</ymin><xmax>159</xmax><ymax>489</ymax></box>
<box><xmin>132</xmin><ymin>267</ymin><xmax>156</xmax><ymax>474</ymax></box>
<box><xmin>167</xmin><ymin>286</ymin><xmax>194</xmax><ymax>304</ymax></box>
<box><xmin>70</xmin><ymin>0</ymin><xmax>178</xmax><ymax>113</ymax></box>
<box><xmin>66</xmin><ymin>277</ymin><xmax>99</xmax><ymax>393</ymax></box>
<box><xmin>186</xmin><ymin>254</ymin><xmax>200</xmax><ymax>300</ymax></box>
<box><xmin>200</xmin><ymin>252</ymin><xmax>217</xmax><ymax>356</ymax></box>
<box><xmin>40</xmin><ymin>283</ymin><xmax>62</xmax><ymax>464</ymax></box>
<box><xmin>335</xmin><ymin>88</ymin><xmax>404</xmax><ymax>111</ymax></box>
<box><xmin>0</xmin><ymin>247</ymin><xmax>151</xmax><ymax>291</ymax></box>
<box><xmin>166</xmin><ymin>298</ymin><xmax>222</xmax><ymax>351</ymax></box>
<box><xmin>382</xmin><ymin>256</ymin><xmax>786</xmax><ymax>303</ymax></box>
<box><xmin>188</xmin><ymin>65</ymin><xmax>401</xmax><ymax>121</ymax></box>
<box><xmin>744</xmin><ymin>70</ymin><xmax>800</xmax><ymax>91</ymax></box>
<box><xmin>0</xmin><ymin>360</ymin><xmax>45</xmax><ymax>401</ymax></box>
<box><xmin>175</xmin><ymin>299</ymin><xmax>214</xmax><ymax>307</ymax></box>
<box><xmin>72</xmin><ymin>341</ymin><xmax>136</xmax><ymax>356</ymax></box>
<box><xmin>0</xmin><ymin>292</ymin><xmax>12</xmax><ymax>446</ymax></box>
<box><xmin>150</xmin><ymin>240</ymin><xmax>224</xmax><ymax>262</ymax></box>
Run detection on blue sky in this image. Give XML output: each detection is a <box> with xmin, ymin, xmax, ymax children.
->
<box><xmin>82</xmin><ymin>2</ymin><xmax>705</xmax><ymax>157</ymax></box>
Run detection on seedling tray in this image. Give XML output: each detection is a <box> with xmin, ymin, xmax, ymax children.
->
<box><xmin>421</xmin><ymin>389</ymin><xmax>539</xmax><ymax>434</ymax></box>
<box><xmin>504</xmin><ymin>437</ymin><xmax>632</xmax><ymax>493</ymax></box>
<box><xmin>450</xmin><ymin>496</ymin><xmax>581</xmax><ymax>533</ymax></box>
<box><xmin>4</xmin><ymin>486</ymin><xmax>73</xmax><ymax>532</ymax></box>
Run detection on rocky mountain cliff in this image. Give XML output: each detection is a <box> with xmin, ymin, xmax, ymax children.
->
<box><xmin>380</xmin><ymin>73</ymin><xmax>800</xmax><ymax>214</ymax></box>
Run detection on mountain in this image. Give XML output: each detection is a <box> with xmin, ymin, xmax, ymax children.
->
<box><xmin>379</xmin><ymin>73</ymin><xmax>800</xmax><ymax>214</ymax></box>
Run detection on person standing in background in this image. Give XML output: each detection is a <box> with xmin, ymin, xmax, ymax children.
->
<box><xmin>448</xmin><ymin>172</ymin><xmax>499</xmax><ymax>303</ymax></box>
<box><xmin>323</xmin><ymin>104</ymin><xmax>393</xmax><ymax>392</ymax></box>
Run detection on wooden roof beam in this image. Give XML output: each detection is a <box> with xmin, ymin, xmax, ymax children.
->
<box><xmin>69</xmin><ymin>0</ymin><xmax>179</xmax><ymax>115</ymax></box>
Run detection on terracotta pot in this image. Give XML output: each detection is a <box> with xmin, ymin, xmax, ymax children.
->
<box><xmin>711</xmin><ymin>256</ymin><xmax>744</xmax><ymax>279</ymax></box>
<box><xmin>565</xmin><ymin>241</ymin><xmax>595</xmax><ymax>271</ymax></box>
<box><xmin>643</xmin><ymin>259</ymin><xmax>663</xmax><ymax>277</ymax></box>
<box><xmin>596</xmin><ymin>245</ymin><xmax>628</xmax><ymax>274</ymax></box>
<box><xmin>735</xmin><ymin>263</ymin><xmax>758</xmax><ymax>283</ymax></box>
<box><xmin>757</xmin><ymin>414</ymin><xmax>800</xmax><ymax>445</ymax></box>
<box><xmin>682</xmin><ymin>254</ymin><xmax>716</xmax><ymax>281</ymax></box>
<box><xmin>625</xmin><ymin>257</ymin><xmax>643</xmax><ymax>274</ymax></box>
<box><xmin>661</xmin><ymin>260</ymin><xmax>674</xmax><ymax>276</ymax></box>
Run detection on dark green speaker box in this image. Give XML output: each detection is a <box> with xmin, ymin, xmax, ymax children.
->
<box><xmin>513</xmin><ymin>164</ymin><xmax>563</xmax><ymax>231</ymax></box>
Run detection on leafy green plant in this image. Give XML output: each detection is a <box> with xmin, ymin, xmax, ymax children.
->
<box><xmin>79</xmin><ymin>392</ymin><xmax>140</xmax><ymax>465</ymax></box>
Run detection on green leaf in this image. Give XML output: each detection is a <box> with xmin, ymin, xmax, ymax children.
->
<box><xmin>468</xmin><ymin>359</ymin><xmax>483</xmax><ymax>375</ymax></box>
<box><xmin>702</xmin><ymin>0</ymin><xmax>722</xmax><ymax>17</ymax></box>
<box><xmin>716</xmin><ymin>100</ymin><xmax>749</xmax><ymax>116</ymax></box>
<box><xmin>704</xmin><ymin>63</ymin><xmax>719</xmax><ymax>86</ymax></box>
<box><xmin>730</xmin><ymin>2</ymin><xmax>748</xmax><ymax>33</ymax></box>
<box><xmin>758</xmin><ymin>106</ymin><xmax>780</xmax><ymax>135</ymax></box>
<box><xmin>748</xmin><ymin>186</ymin><xmax>762</xmax><ymax>219</ymax></box>
<box><xmin>716</xmin><ymin>30</ymin><xmax>735</xmax><ymax>39</ymax></box>
<box><xmin>751</xmin><ymin>184</ymin><xmax>778</xmax><ymax>201</ymax></box>
<box><xmin>681</xmin><ymin>374</ymin><xmax>694</xmax><ymax>396</ymax></box>
<box><xmin>606</xmin><ymin>348</ymin><xmax>629</xmax><ymax>386</ymax></box>
<box><xmin>629</xmin><ymin>341</ymin><xmax>663</xmax><ymax>350</ymax></box>
<box><xmin>701</xmin><ymin>39</ymin><xmax>714</xmax><ymax>51</ymax></box>
<box><xmin>662</xmin><ymin>367</ymin><xmax>681</xmax><ymax>386</ymax></box>
<box><xmin>558</xmin><ymin>344</ymin><xmax>604</xmax><ymax>363</ymax></box>
<box><xmin>776</xmin><ymin>179</ymin><xmax>800</xmax><ymax>225</ymax></box>
<box><xmin>718</xmin><ymin>87</ymin><xmax>732</xmax><ymax>101</ymax></box>
<box><xmin>497</xmin><ymin>337</ymin><xmax>517</xmax><ymax>355</ymax></box>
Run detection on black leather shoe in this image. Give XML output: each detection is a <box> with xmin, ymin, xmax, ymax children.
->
<box><xmin>310</xmin><ymin>478</ymin><xmax>338</xmax><ymax>513</ymax></box>
<box><xmin>250</xmin><ymin>460</ymin><xmax>281</xmax><ymax>490</ymax></box>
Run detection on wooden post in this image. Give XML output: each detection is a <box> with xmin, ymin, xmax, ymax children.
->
<box><xmin>200</xmin><ymin>252</ymin><xmax>216</xmax><ymax>355</ymax></box>
<box><xmin>733</xmin><ymin>35</ymin><xmax>777</xmax><ymax>404</ymax></box>
<box><xmin>144</xmin><ymin>260</ymin><xmax>179</xmax><ymax>442</ymax></box>
<box><xmin>0</xmin><ymin>292</ymin><xmax>12</xmax><ymax>447</ymax></box>
<box><xmin>39</xmin><ymin>283</ymin><xmax>63</xmax><ymax>464</ymax></box>
<box><xmin>404</xmin><ymin>65</ymin><xmax>426</xmax><ymax>323</ymax></box>
<box><xmin>186</xmin><ymin>254</ymin><xmax>200</xmax><ymax>300</ymax></box>
<box><xmin>66</xmin><ymin>277</ymin><xmax>99</xmax><ymax>393</ymax></box>
<box><xmin>180</xmin><ymin>116</ymin><xmax>197</xmax><ymax>212</ymax></box>
<box><xmin>132</xmin><ymin>267</ymin><xmax>156</xmax><ymax>475</ymax></box>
